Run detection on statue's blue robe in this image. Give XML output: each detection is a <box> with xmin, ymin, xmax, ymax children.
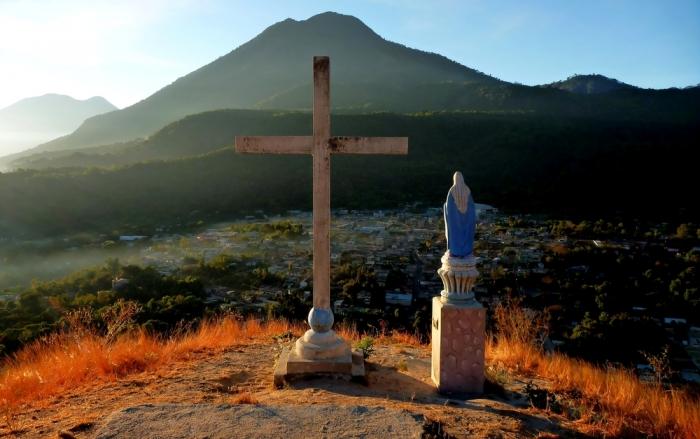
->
<box><xmin>444</xmin><ymin>192</ymin><xmax>476</xmax><ymax>257</ymax></box>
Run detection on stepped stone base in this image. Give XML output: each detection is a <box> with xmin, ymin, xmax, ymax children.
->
<box><xmin>274</xmin><ymin>347</ymin><xmax>365</xmax><ymax>388</ymax></box>
<box><xmin>431</xmin><ymin>296</ymin><xmax>485</xmax><ymax>394</ymax></box>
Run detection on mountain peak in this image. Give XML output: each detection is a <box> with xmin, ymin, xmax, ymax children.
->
<box><xmin>544</xmin><ymin>74</ymin><xmax>636</xmax><ymax>94</ymax></box>
<box><xmin>305</xmin><ymin>11</ymin><xmax>372</xmax><ymax>27</ymax></box>
<box><xmin>260</xmin><ymin>11</ymin><xmax>380</xmax><ymax>41</ymax></box>
<box><xmin>275</xmin><ymin>11</ymin><xmax>371</xmax><ymax>27</ymax></box>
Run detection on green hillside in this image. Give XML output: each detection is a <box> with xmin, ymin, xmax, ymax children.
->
<box><xmin>0</xmin><ymin>110</ymin><xmax>696</xmax><ymax>238</ymax></box>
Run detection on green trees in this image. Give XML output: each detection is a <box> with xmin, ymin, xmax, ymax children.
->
<box><xmin>332</xmin><ymin>263</ymin><xmax>380</xmax><ymax>307</ymax></box>
<box><xmin>0</xmin><ymin>291</ymin><xmax>57</xmax><ymax>353</ymax></box>
<box><xmin>384</xmin><ymin>268</ymin><xmax>407</xmax><ymax>291</ymax></box>
<box><xmin>230</xmin><ymin>221</ymin><xmax>304</xmax><ymax>240</ymax></box>
<box><xmin>569</xmin><ymin>311</ymin><xmax>668</xmax><ymax>363</ymax></box>
<box><xmin>0</xmin><ymin>253</ymin><xmax>292</xmax><ymax>357</ymax></box>
<box><xmin>143</xmin><ymin>295</ymin><xmax>205</xmax><ymax>326</ymax></box>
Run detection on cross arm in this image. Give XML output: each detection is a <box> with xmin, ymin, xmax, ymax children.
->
<box><xmin>329</xmin><ymin>136</ymin><xmax>408</xmax><ymax>155</ymax></box>
<box><xmin>235</xmin><ymin>136</ymin><xmax>313</xmax><ymax>154</ymax></box>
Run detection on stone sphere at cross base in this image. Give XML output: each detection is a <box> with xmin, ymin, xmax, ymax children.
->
<box><xmin>308</xmin><ymin>307</ymin><xmax>334</xmax><ymax>332</ymax></box>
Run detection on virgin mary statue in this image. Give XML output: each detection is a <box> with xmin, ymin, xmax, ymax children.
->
<box><xmin>444</xmin><ymin>172</ymin><xmax>476</xmax><ymax>258</ymax></box>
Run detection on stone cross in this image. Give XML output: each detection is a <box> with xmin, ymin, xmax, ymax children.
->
<box><xmin>235</xmin><ymin>56</ymin><xmax>407</xmax><ymax>371</ymax></box>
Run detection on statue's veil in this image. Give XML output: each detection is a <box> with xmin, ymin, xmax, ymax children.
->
<box><xmin>450</xmin><ymin>172</ymin><xmax>470</xmax><ymax>214</ymax></box>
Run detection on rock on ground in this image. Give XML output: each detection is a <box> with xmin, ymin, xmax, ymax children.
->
<box><xmin>95</xmin><ymin>403</ymin><xmax>428</xmax><ymax>439</ymax></box>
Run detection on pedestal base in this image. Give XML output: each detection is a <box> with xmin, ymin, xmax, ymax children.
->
<box><xmin>294</xmin><ymin>329</ymin><xmax>351</xmax><ymax>360</ymax></box>
<box><xmin>431</xmin><ymin>296</ymin><xmax>485</xmax><ymax>394</ymax></box>
<box><xmin>273</xmin><ymin>347</ymin><xmax>365</xmax><ymax>388</ymax></box>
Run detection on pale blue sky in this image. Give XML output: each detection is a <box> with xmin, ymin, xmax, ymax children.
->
<box><xmin>0</xmin><ymin>0</ymin><xmax>698</xmax><ymax>109</ymax></box>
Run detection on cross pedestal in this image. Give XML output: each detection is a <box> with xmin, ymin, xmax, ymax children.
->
<box><xmin>234</xmin><ymin>56</ymin><xmax>408</xmax><ymax>386</ymax></box>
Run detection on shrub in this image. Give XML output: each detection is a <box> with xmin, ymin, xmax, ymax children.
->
<box><xmin>356</xmin><ymin>336</ymin><xmax>375</xmax><ymax>359</ymax></box>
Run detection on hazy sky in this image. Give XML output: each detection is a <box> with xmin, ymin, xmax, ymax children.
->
<box><xmin>1</xmin><ymin>0</ymin><xmax>698</xmax><ymax>110</ymax></box>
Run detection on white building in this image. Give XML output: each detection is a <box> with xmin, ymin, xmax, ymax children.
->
<box><xmin>119</xmin><ymin>235</ymin><xmax>148</xmax><ymax>242</ymax></box>
<box><xmin>385</xmin><ymin>291</ymin><xmax>413</xmax><ymax>306</ymax></box>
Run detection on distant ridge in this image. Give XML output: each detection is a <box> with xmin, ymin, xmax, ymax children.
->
<box><xmin>0</xmin><ymin>94</ymin><xmax>116</xmax><ymax>158</ymax></box>
<box><xmin>0</xmin><ymin>94</ymin><xmax>116</xmax><ymax>132</ymax></box>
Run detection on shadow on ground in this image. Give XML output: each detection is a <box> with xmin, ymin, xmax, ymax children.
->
<box><xmin>285</xmin><ymin>358</ymin><xmax>587</xmax><ymax>438</ymax></box>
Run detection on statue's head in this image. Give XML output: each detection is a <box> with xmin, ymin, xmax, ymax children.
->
<box><xmin>451</xmin><ymin>171</ymin><xmax>470</xmax><ymax>214</ymax></box>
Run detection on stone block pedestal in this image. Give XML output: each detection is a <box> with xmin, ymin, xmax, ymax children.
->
<box><xmin>273</xmin><ymin>347</ymin><xmax>365</xmax><ymax>388</ymax></box>
<box><xmin>431</xmin><ymin>296</ymin><xmax>485</xmax><ymax>394</ymax></box>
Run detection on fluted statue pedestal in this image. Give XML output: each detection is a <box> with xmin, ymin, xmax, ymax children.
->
<box><xmin>432</xmin><ymin>253</ymin><xmax>485</xmax><ymax>394</ymax></box>
<box><xmin>273</xmin><ymin>307</ymin><xmax>365</xmax><ymax>388</ymax></box>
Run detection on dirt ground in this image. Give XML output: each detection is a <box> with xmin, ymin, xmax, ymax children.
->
<box><xmin>5</xmin><ymin>341</ymin><xmax>585</xmax><ymax>438</ymax></box>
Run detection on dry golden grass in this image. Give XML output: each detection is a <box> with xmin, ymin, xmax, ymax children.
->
<box><xmin>230</xmin><ymin>392</ymin><xmax>259</xmax><ymax>405</ymax></box>
<box><xmin>0</xmin><ymin>313</ymin><xmax>424</xmax><ymax>425</ymax></box>
<box><xmin>4</xmin><ymin>302</ymin><xmax>697</xmax><ymax>438</ymax></box>
<box><xmin>335</xmin><ymin>320</ymin><xmax>425</xmax><ymax>347</ymax></box>
<box><xmin>0</xmin><ymin>316</ymin><xmax>303</xmax><ymax>419</ymax></box>
<box><xmin>378</xmin><ymin>330</ymin><xmax>425</xmax><ymax>347</ymax></box>
<box><xmin>488</xmin><ymin>299</ymin><xmax>700</xmax><ymax>439</ymax></box>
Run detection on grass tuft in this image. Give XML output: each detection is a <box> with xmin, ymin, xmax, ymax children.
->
<box><xmin>231</xmin><ymin>392</ymin><xmax>259</xmax><ymax>405</ymax></box>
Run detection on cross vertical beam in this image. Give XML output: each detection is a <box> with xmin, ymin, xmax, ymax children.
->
<box><xmin>312</xmin><ymin>56</ymin><xmax>331</xmax><ymax>310</ymax></box>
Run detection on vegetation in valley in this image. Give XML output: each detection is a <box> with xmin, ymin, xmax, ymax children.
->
<box><xmin>229</xmin><ymin>220</ymin><xmax>304</xmax><ymax>240</ymax></box>
<box><xmin>470</xmin><ymin>215</ymin><xmax>700</xmax><ymax>374</ymax></box>
<box><xmin>0</xmin><ymin>256</ymin><xmax>284</xmax><ymax>357</ymax></box>
<box><xmin>2</xmin><ymin>215</ymin><xmax>698</xmax><ymax>366</ymax></box>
